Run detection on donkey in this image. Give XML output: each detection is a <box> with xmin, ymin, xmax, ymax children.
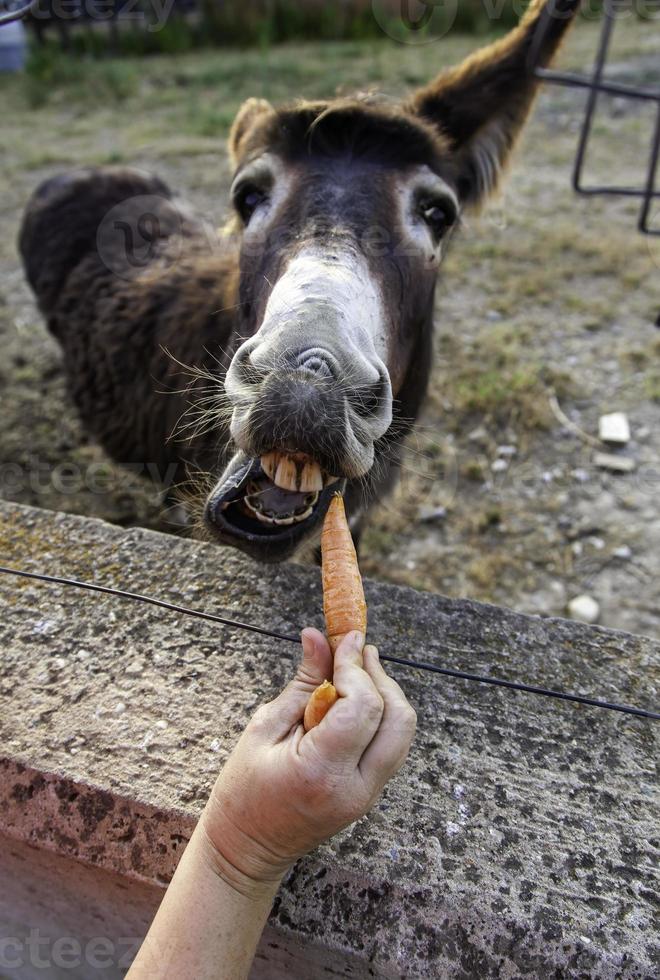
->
<box><xmin>20</xmin><ymin>0</ymin><xmax>579</xmax><ymax>562</ymax></box>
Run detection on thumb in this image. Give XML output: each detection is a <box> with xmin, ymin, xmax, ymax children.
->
<box><xmin>264</xmin><ymin>628</ymin><xmax>334</xmax><ymax>736</ymax></box>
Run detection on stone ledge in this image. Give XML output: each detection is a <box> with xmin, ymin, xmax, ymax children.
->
<box><xmin>0</xmin><ymin>500</ymin><xmax>658</xmax><ymax>978</ymax></box>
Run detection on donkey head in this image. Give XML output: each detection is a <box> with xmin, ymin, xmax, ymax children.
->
<box><xmin>206</xmin><ymin>0</ymin><xmax>579</xmax><ymax>561</ymax></box>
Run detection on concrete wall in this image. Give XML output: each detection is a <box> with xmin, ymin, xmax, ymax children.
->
<box><xmin>0</xmin><ymin>501</ymin><xmax>658</xmax><ymax>978</ymax></box>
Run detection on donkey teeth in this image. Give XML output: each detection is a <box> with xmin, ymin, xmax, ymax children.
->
<box><xmin>251</xmin><ymin>504</ymin><xmax>316</xmax><ymax>527</ymax></box>
<box><xmin>261</xmin><ymin>452</ymin><xmax>334</xmax><ymax>493</ymax></box>
<box><xmin>260</xmin><ymin>452</ymin><xmax>278</xmax><ymax>482</ymax></box>
<box><xmin>301</xmin><ymin>461</ymin><xmax>324</xmax><ymax>493</ymax></box>
<box><xmin>275</xmin><ymin>455</ymin><xmax>300</xmax><ymax>492</ymax></box>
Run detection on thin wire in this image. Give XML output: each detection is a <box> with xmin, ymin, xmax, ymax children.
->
<box><xmin>0</xmin><ymin>565</ymin><xmax>298</xmax><ymax>645</ymax></box>
<box><xmin>0</xmin><ymin>565</ymin><xmax>657</xmax><ymax>721</ymax></box>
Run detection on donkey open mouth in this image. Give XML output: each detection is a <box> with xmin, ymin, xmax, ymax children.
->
<box><xmin>206</xmin><ymin>451</ymin><xmax>343</xmax><ymax>560</ymax></box>
<box><xmin>19</xmin><ymin>1</ymin><xmax>581</xmax><ymax>565</ymax></box>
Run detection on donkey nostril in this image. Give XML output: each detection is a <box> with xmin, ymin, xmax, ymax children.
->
<box><xmin>296</xmin><ymin>350</ymin><xmax>334</xmax><ymax>380</ymax></box>
<box><xmin>304</xmin><ymin>357</ymin><xmax>326</xmax><ymax>375</ymax></box>
<box><xmin>353</xmin><ymin>373</ymin><xmax>391</xmax><ymax>420</ymax></box>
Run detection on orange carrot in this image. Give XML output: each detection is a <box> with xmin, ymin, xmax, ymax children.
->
<box><xmin>321</xmin><ymin>493</ymin><xmax>367</xmax><ymax>654</ymax></box>
<box><xmin>303</xmin><ymin>493</ymin><xmax>367</xmax><ymax>731</ymax></box>
<box><xmin>303</xmin><ymin>679</ymin><xmax>338</xmax><ymax>732</ymax></box>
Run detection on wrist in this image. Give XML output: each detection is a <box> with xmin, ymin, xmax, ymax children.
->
<box><xmin>197</xmin><ymin>804</ymin><xmax>292</xmax><ymax>902</ymax></box>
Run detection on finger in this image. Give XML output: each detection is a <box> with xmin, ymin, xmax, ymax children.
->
<box><xmin>254</xmin><ymin>629</ymin><xmax>333</xmax><ymax>740</ymax></box>
<box><xmin>305</xmin><ymin>631</ymin><xmax>384</xmax><ymax>765</ymax></box>
<box><xmin>331</xmin><ymin>629</ymin><xmax>366</xmax><ymax>691</ymax></box>
<box><xmin>358</xmin><ymin>646</ymin><xmax>417</xmax><ymax>787</ymax></box>
<box><xmin>296</xmin><ymin>628</ymin><xmax>334</xmax><ymax>687</ymax></box>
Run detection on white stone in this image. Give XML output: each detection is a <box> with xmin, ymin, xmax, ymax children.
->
<box><xmin>468</xmin><ymin>426</ymin><xmax>488</xmax><ymax>443</ymax></box>
<box><xmin>594</xmin><ymin>452</ymin><xmax>636</xmax><ymax>474</ymax></box>
<box><xmin>568</xmin><ymin>595</ymin><xmax>600</xmax><ymax>624</ymax></box>
<box><xmin>418</xmin><ymin>506</ymin><xmax>447</xmax><ymax>524</ymax></box>
<box><xmin>599</xmin><ymin>412</ymin><xmax>630</xmax><ymax>445</ymax></box>
<box><xmin>491</xmin><ymin>459</ymin><xmax>509</xmax><ymax>473</ymax></box>
<box><xmin>614</xmin><ymin>546</ymin><xmax>632</xmax><ymax>560</ymax></box>
<box><xmin>571</xmin><ymin>469</ymin><xmax>590</xmax><ymax>483</ymax></box>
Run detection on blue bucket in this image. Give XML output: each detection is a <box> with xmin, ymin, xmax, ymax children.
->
<box><xmin>0</xmin><ymin>20</ymin><xmax>27</xmax><ymax>72</ymax></box>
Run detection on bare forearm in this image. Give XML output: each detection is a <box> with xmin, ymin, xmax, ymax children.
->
<box><xmin>126</xmin><ymin>826</ymin><xmax>281</xmax><ymax>980</ymax></box>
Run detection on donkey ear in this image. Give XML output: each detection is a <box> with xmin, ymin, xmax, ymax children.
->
<box><xmin>228</xmin><ymin>98</ymin><xmax>275</xmax><ymax>168</ymax></box>
<box><xmin>410</xmin><ymin>0</ymin><xmax>580</xmax><ymax>206</ymax></box>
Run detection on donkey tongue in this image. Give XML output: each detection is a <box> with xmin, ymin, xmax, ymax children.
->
<box><xmin>254</xmin><ymin>482</ymin><xmax>311</xmax><ymax>517</ymax></box>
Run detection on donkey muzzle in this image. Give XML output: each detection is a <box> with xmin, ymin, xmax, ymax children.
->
<box><xmin>225</xmin><ymin>337</ymin><xmax>392</xmax><ymax>480</ymax></box>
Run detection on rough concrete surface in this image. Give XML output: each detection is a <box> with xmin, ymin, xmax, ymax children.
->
<box><xmin>0</xmin><ymin>500</ymin><xmax>658</xmax><ymax>978</ymax></box>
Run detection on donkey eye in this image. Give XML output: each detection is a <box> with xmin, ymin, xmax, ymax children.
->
<box><xmin>233</xmin><ymin>184</ymin><xmax>268</xmax><ymax>224</ymax></box>
<box><xmin>419</xmin><ymin>200</ymin><xmax>455</xmax><ymax>241</ymax></box>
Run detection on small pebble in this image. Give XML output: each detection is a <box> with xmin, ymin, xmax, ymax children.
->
<box><xmin>491</xmin><ymin>459</ymin><xmax>509</xmax><ymax>473</ymax></box>
<box><xmin>114</xmin><ymin>702</ymin><xmax>127</xmax><ymax>715</ymax></box>
<box><xmin>497</xmin><ymin>445</ymin><xmax>517</xmax><ymax>458</ymax></box>
<box><xmin>568</xmin><ymin>595</ymin><xmax>600</xmax><ymax>624</ymax></box>
<box><xmin>467</xmin><ymin>426</ymin><xmax>488</xmax><ymax>443</ymax></box>
<box><xmin>418</xmin><ymin>506</ymin><xmax>447</xmax><ymax>524</ymax></box>
<box><xmin>613</xmin><ymin>545</ymin><xmax>632</xmax><ymax>561</ymax></box>
<box><xmin>571</xmin><ymin>469</ymin><xmax>590</xmax><ymax>483</ymax></box>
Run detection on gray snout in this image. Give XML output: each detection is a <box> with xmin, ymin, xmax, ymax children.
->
<box><xmin>225</xmin><ymin>336</ymin><xmax>393</xmax><ymax>479</ymax></box>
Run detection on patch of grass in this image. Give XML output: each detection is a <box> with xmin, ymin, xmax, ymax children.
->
<box><xmin>180</xmin><ymin>103</ymin><xmax>239</xmax><ymax>139</ymax></box>
<box><xmin>461</xmin><ymin>460</ymin><xmax>486</xmax><ymax>482</ymax></box>
<box><xmin>467</xmin><ymin>552</ymin><xmax>513</xmax><ymax>594</ymax></box>
<box><xmin>644</xmin><ymin>369</ymin><xmax>660</xmax><ymax>403</ymax></box>
<box><xmin>435</xmin><ymin>325</ymin><xmax>573</xmax><ymax>432</ymax></box>
<box><xmin>24</xmin><ymin>44</ymin><xmax>139</xmax><ymax>108</ymax></box>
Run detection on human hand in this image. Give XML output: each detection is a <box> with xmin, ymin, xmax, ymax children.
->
<box><xmin>199</xmin><ymin>629</ymin><xmax>417</xmax><ymax>896</ymax></box>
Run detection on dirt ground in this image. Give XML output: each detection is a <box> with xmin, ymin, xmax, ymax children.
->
<box><xmin>1</xmin><ymin>18</ymin><xmax>658</xmax><ymax>639</ymax></box>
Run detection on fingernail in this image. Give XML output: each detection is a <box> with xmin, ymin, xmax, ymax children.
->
<box><xmin>351</xmin><ymin>631</ymin><xmax>365</xmax><ymax>648</ymax></box>
<box><xmin>365</xmin><ymin>644</ymin><xmax>379</xmax><ymax>661</ymax></box>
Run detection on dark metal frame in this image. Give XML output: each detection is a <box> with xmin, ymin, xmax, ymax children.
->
<box><xmin>0</xmin><ymin>0</ymin><xmax>34</xmax><ymax>27</ymax></box>
<box><xmin>533</xmin><ymin>0</ymin><xmax>660</xmax><ymax>236</ymax></box>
